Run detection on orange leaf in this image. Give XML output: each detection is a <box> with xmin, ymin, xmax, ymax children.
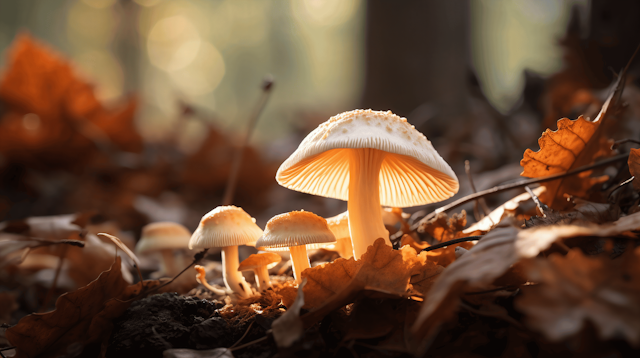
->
<box><xmin>5</xmin><ymin>256</ymin><xmax>161</xmax><ymax>357</ymax></box>
<box><xmin>302</xmin><ymin>238</ymin><xmax>442</xmax><ymax>310</ymax></box>
<box><xmin>520</xmin><ymin>116</ymin><xmax>611</xmax><ymax>209</ymax></box>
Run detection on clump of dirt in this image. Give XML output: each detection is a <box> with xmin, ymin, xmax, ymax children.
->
<box><xmin>106</xmin><ymin>292</ymin><xmax>226</xmax><ymax>358</ymax></box>
<box><xmin>107</xmin><ymin>292</ymin><xmax>283</xmax><ymax>358</ymax></box>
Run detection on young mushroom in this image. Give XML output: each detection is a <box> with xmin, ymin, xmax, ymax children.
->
<box><xmin>189</xmin><ymin>206</ymin><xmax>263</xmax><ymax>298</ymax></box>
<box><xmin>238</xmin><ymin>252</ymin><xmax>281</xmax><ymax>291</ymax></box>
<box><xmin>135</xmin><ymin>222</ymin><xmax>192</xmax><ymax>277</ymax></box>
<box><xmin>256</xmin><ymin>211</ymin><xmax>336</xmax><ymax>283</ymax></box>
<box><xmin>325</xmin><ymin>211</ymin><xmax>353</xmax><ymax>259</ymax></box>
<box><xmin>276</xmin><ymin>109</ymin><xmax>458</xmax><ymax>259</ymax></box>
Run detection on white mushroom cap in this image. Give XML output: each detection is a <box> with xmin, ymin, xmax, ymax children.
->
<box><xmin>276</xmin><ymin>109</ymin><xmax>459</xmax><ymax>207</ymax></box>
<box><xmin>189</xmin><ymin>206</ymin><xmax>263</xmax><ymax>249</ymax></box>
<box><xmin>135</xmin><ymin>222</ymin><xmax>192</xmax><ymax>254</ymax></box>
<box><xmin>256</xmin><ymin>211</ymin><xmax>336</xmax><ymax>251</ymax></box>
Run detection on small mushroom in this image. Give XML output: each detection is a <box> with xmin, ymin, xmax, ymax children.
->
<box><xmin>325</xmin><ymin>211</ymin><xmax>353</xmax><ymax>259</ymax></box>
<box><xmin>194</xmin><ymin>265</ymin><xmax>227</xmax><ymax>295</ymax></box>
<box><xmin>256</xmin><ymin>211</ymin><xmax>336</xmax><ymax>283</ymax></box>
<box><xmin>277</xmin><ymin>109</ymin><xmax>458</xmax><ymax>259</ymax></box>
<box><xmin>135</xmin><ymin>222</ymin><xmax>191</xmax><ymax>277</ymax></box>
<box><xmin>238</xmin><ymin>252</ymin><xmax>281</xmax><ymax>291</ymax></box>
<box><xmin>188</xmin><ymin>206</ymin><xmax>263</xmax><ymax>298</ymax></box>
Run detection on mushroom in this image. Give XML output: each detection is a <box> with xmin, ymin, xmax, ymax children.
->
<box><xmin>256</xmin><ymin>211</ymin><xmax>336</xmax><ymax>283</ymax></box>
<box><xmin>276</xmin><ymin>109</ymin><xmax>458</xmax><ymax>259</ymax></box>
<box><xmin>238</xmin><ymin>252</ymin><xmax>281</xmax><ymax>291</ymax></box>
<box><xmin>189</xmin><ymin>206</ymin><xmax>263</xmax><ymax>298</ymax></box>
<box><xmin>135</xmin><ymin>222</ymin><xmax>192</xmax><ymax>277</ymax></box>
<box><xmin>325</xmin><ymin>211</ymin><xmax>353</xmax><ymax>259</ymax></box>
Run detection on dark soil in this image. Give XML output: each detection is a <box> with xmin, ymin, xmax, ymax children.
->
<box><xmin>106</xmin><ymin>292</ymin><xmax>277</xmax><ymax>358</ymax></box>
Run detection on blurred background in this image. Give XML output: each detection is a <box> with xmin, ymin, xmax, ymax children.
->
<box><xmin>0</xmin><ymin>0</ymin><xmax>638</xmax><ymax>234</ymax></box>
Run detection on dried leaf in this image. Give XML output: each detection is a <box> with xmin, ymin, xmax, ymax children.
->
<box><xmin>629</xmin><ymin>148</ymin><xmax>640</xmax><ymax>191</ymax></box>
<box><xmin>520</xmin><ymin>116</ymin><xmax>612</xmax><ymax>209</ymax></box>
<box><xmin>463</xmin><ymin>187</ymin><xmax>546</xmax><ymax>234</ymax></box>
<box><xmin>5</xmin><ymin>256</ymin><xmax>160</xmax><ymax>357</ymax></box>
<box><xmin>419</xmin><ymin>210</ymin><xmax>468</xmax><ymax>242</ymax></box>
<box><xmin>302</xmin><ymin>239</ymin><xmax>440</xmax><ymax>310</ymax></box>
<box><xmin>0</xmin><ymin>213</ymin><xmax>89</xmax><ymax>241</ymax></box>
<box><xmin>517</xmin><ymin>248</ymin><xmax>640</xmax><ymax>346</ymax></box>
<box><xmin>272</xmin><ymin>280</ymin><xmax>306</xmax><ymax>348</ymax></box>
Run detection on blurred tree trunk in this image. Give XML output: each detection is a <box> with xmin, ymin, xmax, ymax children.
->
<box><xmin>360</xmin><ymin>0</ymin><xmax>470</xmax><ymax>136</ymax></box>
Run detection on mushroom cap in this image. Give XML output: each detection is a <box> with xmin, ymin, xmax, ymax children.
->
<box><xmin>188</xmin><ymin>206</ymin><xmax>263</xmax><ymax>249</ymax></box>
<box><xmin>276</xmin><ymin>109</ymin><xmax>459</xmax><ymax>207</ymax></box>
<box><xmin>325</xmin><ymin>211</ymin><xmax>350</xmax><ymax>239</ymax></box>
<box><xmin>237</xmin><ymin>252</ymin><xmax>282</xmax><ymax>271</ymax></box>
<box><xmin>256</xmin><ymin>211</ymin><xmax>336</xmax><ymax>251</ymax></box>
<box><xmin>135</xmin><ymin>222</ymin><xmax>192</xmax><ymax>254</ymax></box>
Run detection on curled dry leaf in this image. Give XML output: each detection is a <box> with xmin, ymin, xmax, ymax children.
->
<box><xmin>301</xmin><ymin>238</ymin><xmax>441</xmax><ymax>310</ymax></box>
<box><xmin>5</xmin><ymin>256</ymin><xmax>161</xmax><ymax>358</ymax></box>
<box><xmin>418</xmin><ymin>211</ymin><xmax>474</xmax><ymax>267</ymax></box>
<box><xmin>517</xmin><ymin>248</ymin><xmax>640</xmax><ymax>346</ymax></box>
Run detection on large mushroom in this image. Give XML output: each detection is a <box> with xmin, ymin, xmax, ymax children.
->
<box><xmin>276</xmin><ymin>109</ymin><xmax>458</xmax><ymax>259</ymax></box>
<box><xmin>256</xmin><ymin>211</ymin><xmax>336</xmax><ymax>283</ymax></box>
<box><xmin>135</xmin><ymin>222</ymin><xmax>192</xmax><ymax>277</ymax></box>
<box><xmin>188</xmin><ymin>206</ymin><xmax>263</xmax><ymax>298</ymax></box>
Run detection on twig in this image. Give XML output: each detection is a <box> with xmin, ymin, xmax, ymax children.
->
<box><xmin>229</xmin><ymin>321</ymin><xmax>255</xmax><ymax>349</ymax></box>
<box><xmin>611</xmin><ymin>138</ymin><xmax>640</xmax><ymax>150</ymax></box>
<box><xmin>230</xmin><ymin>334</ymin><xmax>269</xmax><ymax>352</ymax></box>
<box><xmin>524</xmin><ymin>186</ymin><xmax>549</xmax><ymax>217</ymax></box>
<box><xmin>147</xmin><ymin>249</ymin><xmax>208</xmax><ymax>294</ymax></box>
<box><xmin>420</xmin><ymin>236</ymin><xmax>483</xmax><ymax>252</ymax></box>
<box><xmin>608</xmin><ymin>176</ymin><xmax>635</xmax><ymax>202</ymax></box>
<box><xmin>222</xmin><ymin>75</ymin><xmax>275</xmax><ymax>206</ymax></box>
<box><xmin>465</xmin><ymin>160</ymin><xmax>491</xmax><ymax>220</ymax></box>
<box><xmin>391</xmin><ymin>152</ymin><xmax>629</xmax><ymax>243</ymax></box>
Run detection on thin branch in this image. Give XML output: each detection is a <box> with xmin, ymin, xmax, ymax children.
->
<box><xmin>420</xmin><ymin>236</ymin><xmax>483</xmax><ymax>252</ymax></box>
<box><xmin>229</xmin><ymin>321</ymin><xmax>255</xmax><ymax>349</ymax></box>
<box><xmin>612</xmin><ymin>138</ymin><xmax>640</xmax><ymax>150</ymax></box>
<box><xmin>230</xmin><ymin>334</ymin><xmax>269</xmax><ymax>352</ymax></box>
<box><xmin>222</xmin><ymin>76</ymin><xmax>275</xmax><ymax>206</ymax></box>
<box><xmin>147</xmin><ymin>249</ymin><xmax>209</xmax><ymax>294</ymax></box>
<box><xmin>391</xmin><ymin>152</ymin><xmax>629</xmax><ymax>242</ymax></box>
<box><xmin>465</xmin><ymin>160</ymin><xmax>491</xmax><ymax>220</ymax></box>
<box><xmin>524</xmin><ymin>186</ymin><xmax>549</xmax><ymax>217</ymax></box>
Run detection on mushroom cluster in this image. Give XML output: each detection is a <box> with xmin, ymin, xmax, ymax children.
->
<box><xmin>276</xmin><ymin>109</ymin><xmax>458</xmax><ymax>259</ymax></box>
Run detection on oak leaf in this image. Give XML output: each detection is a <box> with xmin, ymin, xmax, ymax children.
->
<box><xmin>517</xmin><ymin>248</ymin><xmax>640</xmax><ymax>346</ymax></box>
<box><xmin>5</xmin><ymin>256</ymin><xmax>161</xmax><ymax>357</ymax></box>
<box><xmin>520</xmin><ymin>116</ymin><xmax>611</xmax><ymax>209</ymax></box>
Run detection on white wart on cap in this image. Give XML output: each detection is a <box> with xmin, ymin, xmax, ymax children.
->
<box><xmin>256</xmin><ymin>211</ymin><xmax>336</xmax><ymax>283</ymax></box>
<box><xmin>276</xmin><ymin>109</ymin><xmax>458</xmax><ymax>259</ymax></box>
<box><xmin>189</xmin><ymin>206</ymin><xmax>263</xmax><ymax>298</ymax></box>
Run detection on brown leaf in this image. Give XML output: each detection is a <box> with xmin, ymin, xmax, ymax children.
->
<box><xmin>629</xmin><ymin>148</ymin><xmax>640</xmax><ymax>191</ymax></box>
<box><xmin>419</xmin><ymin>210</ymin><xmax>467</xmax><ymax>242</ymax></box>
<box><xmin>521</xmin><ymin>115</ymin><xmax>613</xmax><ymax>209</ymax></box>
<box><xmin>272</xmin><ymin>280</ymin><xmax>306</xmax><ymax>348</ymax></box>
<box><xmin>5</xmin><ymin>256</ymin><xmax>160</xmax><ymax>357</ymax></box>
<box><xmin>517</xmin><ymin>248</ymin><xmax>640</xmax><ymax>346</ymax></box>
<box><xmin>302</xmin><ymin>239</ymin><xmax>440</xmax><ymax>310</ymax></box>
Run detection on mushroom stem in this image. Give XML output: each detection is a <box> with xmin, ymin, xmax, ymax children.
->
<box><xmin>348</xmin><ymin>148</ymin><xmax>390</xmax><ymax>259</ymax></box>
<box><xmin>253</xmin><ymin>266</ymin><xmax>272</xmax><ymax>291</ymax></box>
<box><xmin>222</xmin><ymin>246</ymin><xmax>253</xmax><ymax>298</ymax></box>
<box><xmin>161</xmin><ymin>250</ymin><xmax>178</xmax><ymax>276</ymax></box>
<box><xmin>336</xmin><ymin>237</ymin><xmax>353</xmax><ymax>259</ymax></box>
<box><xmin>289</xmin><ymin>245</ymin><xmax>310</xmax><ymax>283</ymax></box>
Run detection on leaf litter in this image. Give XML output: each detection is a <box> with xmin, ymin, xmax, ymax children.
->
<box><xmin>2</xmin><ymin>26</ymin><xmax>640</xmax><ymax>358</ymax></box>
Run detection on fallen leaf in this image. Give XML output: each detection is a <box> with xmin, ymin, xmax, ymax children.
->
<box><xmin>516</xmin><ymin>248</ymin><xmax>640</xmax><ymax>346</ymax></box>
<box><xmin>302</xmin><ymin>238</ymin><xmax>440</xmax><ymax>310</ymax></box>
<box><xmin>5</xmin><ymin>256</ymin><xmax>161</xmax><ymax>357</ymax></box>
<box><xmin>272</xmin><ymin>280</ymin><xmax>306</xmax><ymax>348</ymax></box>
<box><xmin>629</xmin><ymin>148</ymin><xmax>640</xmax><ymax>191</ymax></box>
<box><xmin>463</xmin><ymin>187</ymin><xmax>546</xmax><ymax>234</ymax></box>
<box><xmin>418</xmin><ymin>210</ymin><xmax>468</xmax><ymax>242</ymax></box>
